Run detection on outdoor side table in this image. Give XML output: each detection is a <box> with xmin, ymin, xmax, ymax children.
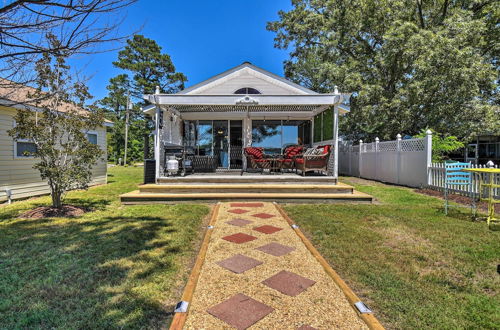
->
<box><xmin>462</xmin><ymin>168</ymin><xmax>500</xmax><ymax>226</ymax></box>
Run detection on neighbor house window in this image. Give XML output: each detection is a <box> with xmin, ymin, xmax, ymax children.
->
<box><xmin>87</xmin><ymin>132</ymin><xmax>98</xmax><ymax>145</ymax></box>
<box><xmin>234</xmin><ymin>87</ymin><xmax>261</xmax><ymax>95</ymax></box>
<box><xmin>15</xmin><ymin>140</ymin><xmax>37</xmax><ymax>157</ymax></box>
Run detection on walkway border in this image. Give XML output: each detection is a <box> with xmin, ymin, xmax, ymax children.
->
<box><xmin>273</xmin><ymin>202</ymin><xmax>385</xmax><ymax>330</ymax></box>
<box><xmin>169</xmin><ymin>203</ymin><xmax>220</xmax><ymax>330</ymax></box>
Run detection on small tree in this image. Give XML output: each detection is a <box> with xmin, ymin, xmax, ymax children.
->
<box><xmin>415</xmin><ymin>129</ymin><xmax>464</xmax><ymax>162</ymax></box>
<box><xmin>8</xmin><ymin>43</ymin><xmax>104</xmax><ymax>209</ymax></box>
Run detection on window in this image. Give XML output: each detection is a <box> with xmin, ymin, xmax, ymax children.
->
<box><xmin>252</xmin><ymin>120</ymin><xmax>311</xmax><ymax>153</ymax></box>
<box><xmin>87</xmin><ymin>132</ymin><xmax>98</xmax><ymax>145</ymax></box>
<box><xmin>15</xmin><ymin>140</ymin><xmax>37</xmax><ymax>157</ymax></box>
<box><xmin>234</xmin><ymin>87</ymin><xmax>261</xmax><ymax>95</ymax></box>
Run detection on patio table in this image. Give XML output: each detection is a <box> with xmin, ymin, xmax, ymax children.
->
<box><xmin>462</xmin><ymin>168</ymin><xmax>500</xmax><ymax>226</ymax></box>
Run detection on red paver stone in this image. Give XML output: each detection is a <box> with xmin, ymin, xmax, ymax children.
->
<box><xmin>216</xmin><ymin>254</ymin><xmax>263</xmax><ymax>274</ymax></box>
<box><xmin>262</xmin><ymin>270</ymin><xmax>316</xmax><ymax>296</ymax></box>
<box><xmin>251</xmin><ymin>212</ymin><xmax>274</xmax><ymax>219</ymax></box>
<box><xmin>230</xmin><ymin>202</ymin><xmax>264</xmax><ymax>208</ymax></box>
<box><xmin>256</xmin><ymin>242</ymin><xmax>295</xmax><ymax>256</ymax></box>
<box><xmin>228</xmin><ymin>208</ymin><xmax>249</xmax><ymax>214</ymax></box>
<box><xmin>207</xmin><ymin>293</ymin><xmax>274</xmax><ymax>330</ymax></box>
<box><xmin>253</xmin><ymin>225</ymin><xmax>283</xmax><ymax>235</ymax></box>
<box><xmin>226</xmin><ymin>218</ymin><xmax>253</xmax><ymax>227</ymax></box>
<box><xmin>222</xmin><ymin>232</ymin><xmax>257</xmax><ymax>244</ymax></box>
<box><xmin>297</xmin><ymin>326</ymin><xmax>318</xmax><ymax>330</ymax></box>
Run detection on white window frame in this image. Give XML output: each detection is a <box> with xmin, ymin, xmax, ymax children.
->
<box><xmin>12</xmin><ymin>120</ymin><xmax>37</xmax><ymax>159</ymax></box>
<box><xmin>86</xmin><ymin>130</ymin><xmax>99</xmax><ymax>145</ymax></box>
<box><xmin>13</xmin><ymin>139</ymin><xmax>38</xmax><ymax>159</ymax></box>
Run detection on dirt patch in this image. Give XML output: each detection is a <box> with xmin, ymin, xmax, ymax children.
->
<box><xmin>18</xmin><ymin>205</ymin><xmax>88</xmax><ymax>219</ymax></box>
<box><xmin>416</xmin><ymin>188</ymin><xmax>499</xmax><ymax>214</ymax></box>
<box><xmin>377</xmin><ymin>226</ymin><xmax>433</xmax><ymax>250</ymax></box>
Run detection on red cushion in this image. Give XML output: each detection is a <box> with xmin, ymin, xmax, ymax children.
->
<box><xmin>254</xmin><ymin>158</ymin><xmax>268</xmax><ymax>163</ymax></box>
<box><xmin>295</xmin><ymin>158</ymin><xmax>304</xmax><ymax>164</ymax></box>
<box><xmin>319</xmin><ymin>145</ymin><xmax>330</xmax><ymax>154</ymax></box>
<box><xmin>284</xmin><ymin>146</ymin><xmax>303</xmax><ymax>159</ymax></box>
<box><xmin>245</xmin><ymin>147</ymin><xmax>263</xmax><ymax>159</ymax></box>
<box><xmin>279</xmin><ymin>159</ymin><xmax>293</xmax><ymax>163</ymax></box>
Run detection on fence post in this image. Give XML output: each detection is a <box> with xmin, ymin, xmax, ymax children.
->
<box><xmin>396</xmin><ymin>134</ymin><xmax>401</xmax><ymax>184</ymax></box>
<box><xmin>375</xmin><ymin>137</ymin><xmax>379</xmax><ymax>181</ymax></box>
<box><xmin>359</xmin><ymin>139</ymin><xmax>363</xmax><ymax>178</ymax></box>
<box><xmin>425</xmin><ymin>130</ymin><xmax>432</xmax><ymax>186</ymax></box>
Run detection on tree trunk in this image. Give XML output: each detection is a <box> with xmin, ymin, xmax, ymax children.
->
<box><xmin>49</xmin><ymin>181</ymin><xmax>63</xmax><ymax>209</ymax></box>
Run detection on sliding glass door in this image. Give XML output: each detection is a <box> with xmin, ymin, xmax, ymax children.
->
<box><xmin>183</xmin><ymin>120</ymin><xmax>243</xmax><ymax>170</ymax></box>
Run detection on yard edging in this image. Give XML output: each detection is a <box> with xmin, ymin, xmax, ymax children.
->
<box><xmin>273</xmin><ymin>202</ymin><xmax>385</xmax><ymax>330</ymax></box>
<box><xmin>169</xmin><ymin>203</ymin><xmax>220</xmax><ymax>330</ymax></box>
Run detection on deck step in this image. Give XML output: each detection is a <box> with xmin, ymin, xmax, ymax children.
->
<box><xmin>120</xmin><ymin>190</ymin><xmax>373</xmax><ymax>204</ymax></box>
<box><xmin>157</xmin><ymin>176</ymin><xmax>337</xmax><ymax>184</ymax></box>
<box><xmin>139</xmin><ymin>183</ymin><xmax>353</xmax><ymax>194</ymax></box>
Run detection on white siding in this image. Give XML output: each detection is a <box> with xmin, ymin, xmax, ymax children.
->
<box><xmin>0</xmin><ymin>106</ymin><xmax>107</xmax><ymax>202</ymax></box>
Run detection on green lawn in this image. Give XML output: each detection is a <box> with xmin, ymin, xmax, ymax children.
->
<box><xmin>284</xmin><ymin>178</ymin><xmax>500</xmax><ymax>329</ymax></box>
<box><xmin>0</xmin><ymin>166</ymin><xmax>209</xmax><ymax>329</ymax></box>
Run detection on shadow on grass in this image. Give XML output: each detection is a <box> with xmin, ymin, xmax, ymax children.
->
<box><xmin>0</xmin><ymin>212</ymin><xmax>188</xmax><ymax>329</ymax></box>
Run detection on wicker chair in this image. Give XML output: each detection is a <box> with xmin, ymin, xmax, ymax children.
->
<box><xmin>241</xmin><ymin>147</ymin><xmax>270</xmax><ymax>175</ymax></box>
<box><xmin>295</xmin><ymin>145</ymin><xmax>331</xmax><ymax>176</ymax></box>
<box><xmin>279</xmin><ymin>145</ymin><xmax>304</xmax><ymax>171</ymax></box>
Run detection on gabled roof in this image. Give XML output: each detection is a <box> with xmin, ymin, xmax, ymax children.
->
<box><xmin>177</xmin><ymin>62</ymin><xmax>318</xmax><ymax>96</ymax></box>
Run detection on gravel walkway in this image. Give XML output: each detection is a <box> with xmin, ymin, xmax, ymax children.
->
<box><xmin>183</xmin><ymin>202</ymin><xmax>369</xmax><ymax>330</ymax></box>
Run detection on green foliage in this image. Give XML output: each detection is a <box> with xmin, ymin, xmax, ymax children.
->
<box><xmin>113</xmin><ymin>34</ymin><xmax>187</xmax><ymax>96</ymax></box>
<box><xmin>415</xmin><ymin>129</ymin><xmax>464</xmax><ymax>162</ymax></box>
<box><xmin>268</xmin><ymin>0</ymin><xmax>500</xmax><ymax>141</ymax></box>
<box><xmin>100</xmin><ymin>35</ymin><xmax>187</xmax><ymax>161</ymax></box>
<box><xmin>8</xmin><ymin>40</ymin><xmax>104</xmax><ymax>208</ymax></box>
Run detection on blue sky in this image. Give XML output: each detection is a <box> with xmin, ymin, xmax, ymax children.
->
<box><xmin>73</xmin><ymin>0</ymin><xmax>293</xmax><ymax>101</ymax></box>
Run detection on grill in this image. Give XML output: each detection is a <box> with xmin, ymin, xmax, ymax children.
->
<box><xmin>164</xmin><ymin>143</ymin><xmax>194</xmax><ymax>177</ymax></box>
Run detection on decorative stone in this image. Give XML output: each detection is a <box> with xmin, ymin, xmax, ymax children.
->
<box><xmin>262</xmin><ymin>270</ymin><xmax>316</xmax><ymax>296</ymax></box>
<box><xmin>251</xmin><ymin>212</ymin><xmax>275</xmax><ymax>219</ymax></box>
<box><xmin>253</xmin><ymin>225</ymin><xmax>283</xmax><ymax>235</ymax></box>
<box><xmin>216</xmin><ymin>254</ymin><xmax>263</xmax><ymax>274</ymax></box>
<box><xmin>207</xmin><ymin>293</ymin><xmax>274</xmax><ymax>329</ymax></box>
<box><xmin>226</xmin><ymin>218</ymin><xmax>253</xmax><ymax>227</ymax></box>
<box><xmin>256</xmin><ymin>242</ymin><xmax>295</xmax><ymax>256</ymax></box>
<box><xmin>222</xmin><ymin>233</ymin><xmax>257</xmax><ymax>244</ymax></box>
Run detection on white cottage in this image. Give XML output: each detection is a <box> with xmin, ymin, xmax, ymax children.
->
<box><xmin>120</xmin><ymin>63</ymin><xmax>371</xmax><ymax>203</ymax></box>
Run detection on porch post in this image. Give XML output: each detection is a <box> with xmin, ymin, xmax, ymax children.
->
<box><xmin>154</xmin><ymin>106</ymin><xmax>161</xmax><ymax>182</ymax></box>
<box><xmin>332</xmin><ymin>104</ymin><xmax>340</xmax><ymax>180</ymax></box>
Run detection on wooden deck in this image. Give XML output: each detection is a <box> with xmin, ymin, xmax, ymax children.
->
<box><xmin>120</xmin><ymin>176</ymin><xmax>373</xmax><ymax>204</ymax></box>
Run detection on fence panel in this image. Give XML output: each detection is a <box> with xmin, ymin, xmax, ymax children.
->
<box><xmin>428</xmin><ymin>163</ymin><xmax>499</xmax><ymax>198</ymax></box>
<box><xmin>338</xmin><ymin>133</ymin><xmax>431</xmax><ymax>188</ymax></box>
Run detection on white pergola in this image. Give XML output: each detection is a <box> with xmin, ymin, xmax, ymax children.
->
<box><xmin>143</xmin><ymin>90</ymin><xmax>350</xmax><ymax>181</ymax></box>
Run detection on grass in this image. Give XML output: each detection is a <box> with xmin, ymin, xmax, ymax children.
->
<box><xmin>284</xmin><ymin>177</ymin><xmax>500</xmax><ymax>330</ymax></box>
<box><xmin>0</xmin><ymin>166</ymin><xmax>210</xmax><ymax>329</ymax></box>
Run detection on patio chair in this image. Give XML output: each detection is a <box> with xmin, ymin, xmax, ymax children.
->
<box><xmin>295</xmin><ymin>145</ymin><xmax>331</xmax><ymax>176</ymax></box>
<box><xmin>279</xmin><ymin>145</ymin><xmax>304</xmax><ymax>172</ymax></box>
<box><xmin>241</xmin><ymin>147</ymin><xmax>270</xmax><ymax>175</ymax></box>
<box><xmin>444</xmin><ymin>162</ymin><xmax>476</xmax><ymax>215</ymax></box>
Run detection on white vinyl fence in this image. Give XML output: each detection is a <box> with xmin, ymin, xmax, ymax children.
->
<box><xmin>428</xmin><ymin>163</ymin><xmax>500</xmax><ymax>198</ymax></box>
<box><xmin>339</xmin><ymin>131</ymin><xmax>432</xmax><ymax>188</ymax></box>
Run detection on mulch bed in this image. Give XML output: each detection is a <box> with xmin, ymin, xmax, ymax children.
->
<box><xmin>416</xmin><ymin>188</ymin><xmax>499</xmax><ymax>214</ymax></box>
<box><xmin>19</xmin><ymin>205</ymin><xmax>88</xmax><ymax>219</ymax></box>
